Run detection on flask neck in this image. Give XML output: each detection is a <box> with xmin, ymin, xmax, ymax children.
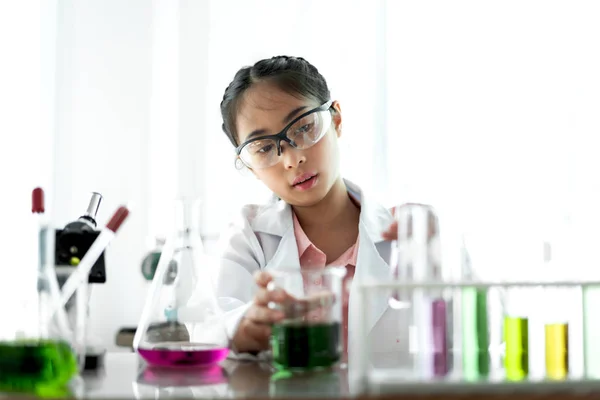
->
<box><xmin>173</xmin><ymin>227</ymin><xmax>203</xmax><ymax>251</ymax></box>
<box><xmin>173</xmin><ymin>198</ymin><xmax>202</xmax><ymax>238</ymax></box>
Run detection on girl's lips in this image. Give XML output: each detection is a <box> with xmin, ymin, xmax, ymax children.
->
<box><xmin>292</xmin><ymin>172</ymin><xmax>317</xmax><ymax>186</ymax></box>
<box><xmin>293</xmin><ymin>174</ymin><xmax>319</xmax><ymax>191</ymax></box>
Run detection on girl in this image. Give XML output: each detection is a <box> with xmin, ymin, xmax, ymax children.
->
<box><xmin>216</xmin><ymin>56</ymin><xmax>404</xmax><ymax>364</ymax></box>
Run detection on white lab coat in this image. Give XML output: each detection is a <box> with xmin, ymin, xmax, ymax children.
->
<box><xmin>215</xmin><ymin>179</ymin><xmax>412</xmax><ymax>368</ymax></box>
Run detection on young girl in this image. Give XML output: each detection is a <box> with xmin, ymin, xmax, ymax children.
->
<box><xmin>216</xmin><ymin>55</ymin><xmax>405</xmax><ymax>364</ymax></box>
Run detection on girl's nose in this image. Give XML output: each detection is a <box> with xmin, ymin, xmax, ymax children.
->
<box><xmin>281</xmin><ymin>143</ymin><xmax>306</xmax><ymax>169</ymax></box>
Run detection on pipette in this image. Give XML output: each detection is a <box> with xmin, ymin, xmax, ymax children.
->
<box><xmin>58</xmin><ymin>206</ymin><xmax>130</xmax><ymax>309</ymax></box>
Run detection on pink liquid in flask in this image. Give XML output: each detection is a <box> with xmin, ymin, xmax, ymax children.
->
<box><xmin>138</xmin><ymin>342</ymin><xmax>229</xmax><ymax>368</ymax></box>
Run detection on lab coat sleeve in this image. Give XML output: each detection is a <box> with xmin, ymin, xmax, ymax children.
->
<box><xmin>214</xmin><ymin>206</ymin><xmax>266</xmax><ymax>360</ymax></box>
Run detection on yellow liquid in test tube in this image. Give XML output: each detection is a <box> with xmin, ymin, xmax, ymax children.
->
<box><xmin>545</xmin><ymin>323</ymin><xmax>568</xmax><ymax>380</ymax></box>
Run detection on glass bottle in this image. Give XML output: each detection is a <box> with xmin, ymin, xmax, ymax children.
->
<box><xmin>133</xmin><ymin>197</ymin><xmax>229</xmax><ymax>368</ymax></box>
<box><xmin>0</xmin><ymin>187</ymin><xmax>79</xmax><ymax>397</ymax></box>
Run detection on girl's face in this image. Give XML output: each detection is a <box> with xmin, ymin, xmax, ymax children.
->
<box><xmin>235</xmin><ymin>82</ymin><xmax>343</xmax><ymax>207</ymax></box>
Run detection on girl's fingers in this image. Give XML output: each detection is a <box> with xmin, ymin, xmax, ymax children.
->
<box><xmin>246</xmin><ymin>304</ymin><xmax>285</xmax><ymax>324</ymax></box>
<box><xmin>253</xmin><ymin>270</ymin><xmax>273</xmax><ymax>288</ymax></box>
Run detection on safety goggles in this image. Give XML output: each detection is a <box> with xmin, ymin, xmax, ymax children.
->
<box><xmin>235</xmin><ymin>100</ymin><xmax>334</xmax><ymax>169</ymax></box>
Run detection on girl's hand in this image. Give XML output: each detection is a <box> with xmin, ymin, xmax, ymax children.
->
<box><xmin>232</xmin><ymin>271</ymin><xmax>338</xmax><ymax>353</ymax></box>
<box><xmin>382</xmin><ymin>219</ymin><xmax>398</xmax><ymax>241</ymax></box>
<box><xmin>231</xmin><ymin>271</ymin><xmax>286</xmax><ymax>353</ymax></box>
<box><xmin>381</xmin><ymin>203</ymin><xmax>438</xmax><ymax>242</ymax></box>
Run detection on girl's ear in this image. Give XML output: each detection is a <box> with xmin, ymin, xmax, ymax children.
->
<box><xmin>331</xmin><ymin>100</ymin><xmax>342</xmax><ymax>138</ymax></box>
<box><xmin>235</xmin><ymin>157</ymin><xmax>257</xmax><ymax>178</ymax></box>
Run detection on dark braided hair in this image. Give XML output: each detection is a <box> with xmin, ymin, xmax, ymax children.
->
<box><xmin>220</xmin><ymin>56</ymin><xmax>331</xmax><ymax>148</ymax></box>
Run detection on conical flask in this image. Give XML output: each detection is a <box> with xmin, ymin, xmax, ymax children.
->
<box><xmin>134</xmin><ymin>197</ymin><xmax>230</xmax><ymax>368</ymax></box>
<box><xmin>0</xmin><ymin>188</ymin><xmax>80</xmax><ymax>397</ymax></box>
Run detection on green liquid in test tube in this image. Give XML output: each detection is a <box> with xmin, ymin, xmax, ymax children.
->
<box><xmin>459</xmin><ymin>240</ymin><xmax>490</xmax><ymax>381</ymax></box>
<box><xmin>462</xmin><ymin>288</ymin><xmax>490</xmax><ymax>380</ymax></box>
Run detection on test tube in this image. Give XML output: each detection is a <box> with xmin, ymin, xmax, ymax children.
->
<box><xmin>545</xmin><ymin>318</ymin><xmax>568</xmax><ymax>380</ymax></box>
<box><xmin>503</xmin><ymin>287</ymin><xmax>529</xmax><ymax>381</ymax></box>
<box><xmin>397</xmin><ymin>204</ymin><xmax>450</xmax><ymax>378</ymax></box>
<box><xmin>542</xmin><ymin>242</ymin><xmax>570</xmax><ymax>380</ymax></box>
<box><xmin>460</xmin><ymin>240</ymin><xmax>490</xmax><ymax>381</ymax></box>
<box><xmin>583</xmin><ymin>285</ymin><xmax>600</xmax><ymax>378</ymax></box>
<box><xmin>389</xmin><ymin>210</ymin><xmax>412</xmax><ymax>309</ymax></box>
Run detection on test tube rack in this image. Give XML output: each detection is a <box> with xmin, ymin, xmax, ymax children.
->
<box><xmin>355</xmin><ymin>280</ymin><xmax>600</xmax><ymax>396</ymax></box>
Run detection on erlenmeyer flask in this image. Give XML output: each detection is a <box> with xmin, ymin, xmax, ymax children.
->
<box><xmin>134</xmin><ymin>197</ymin><xmax>229</xmax><ymax>368</ymax></box>
<box><xmin>0</xmin><ymin>188</ymin><xmax>80</xmax><ymax>397</ymax></box>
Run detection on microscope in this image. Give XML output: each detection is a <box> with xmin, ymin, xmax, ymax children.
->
<box><xmin>54</xmin><ymin>192</ymin><xmax>107</xmax><ymax>370</ymax></box>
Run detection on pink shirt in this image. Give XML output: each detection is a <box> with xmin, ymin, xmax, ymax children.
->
<box><xmin>292</xmin><ymin>212</ymin><xmax>357</xmax><ymax>357</ymax></box>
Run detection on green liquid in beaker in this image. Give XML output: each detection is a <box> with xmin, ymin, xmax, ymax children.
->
<box><xmin>0</xmin><ymin>339</ymin><xmax>77</xmax><ymax>397</ymax></box>
<box><xmin>504</xmin><ymin>316</ymin><xmax>529</xmax><ymax>381</ymax></box>
<box><xmin>271</xmin><ymin>321</ymin><xmax>340</xmax><ymax>371</ymax></box>
<box><xmin>462</xmin><ymin>288</ymin><xmax>490</xmax><ymax>380</ymax></box>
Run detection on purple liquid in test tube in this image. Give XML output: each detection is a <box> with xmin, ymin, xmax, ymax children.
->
<box><xmin>432</xmin><ymin>299</ymin><xmax>449</xmax><ymax>376</ymax></box>
<box><xmin>413</xmin><ymin>295</ymin><xmax>450</xmax><ymax>378</ymax></box>
<box><xmin>401</xmin><ymin>203</ymin><xmax>450</xmax><ymax>379</ymax></box>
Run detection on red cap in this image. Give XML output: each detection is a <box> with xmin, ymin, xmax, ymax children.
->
<box><xmin>32</xmin><ymin>187</ymin><xmax>45</xmax><ymax>214</ymax></box>
<box><xmin>106</xmin><ymin>206</ymin><xmax>130</xmax><ymax>233</ymax></box>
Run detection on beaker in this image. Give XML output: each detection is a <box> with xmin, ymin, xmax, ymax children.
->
<box><xmin>267</xmin><ymin>266</ymin><xmax>346</xmax><ymax>371</ymax></box>
<box><xmin>133</xmin><ymin>197</ymin><xmax>229</xmax><ymax>368</ymax></box>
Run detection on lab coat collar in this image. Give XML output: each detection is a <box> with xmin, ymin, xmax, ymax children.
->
<box><xmin>252</xmin><ymin>178</ymin><xmax>393</xmax><ymax>336</ymax></box>
<box><xmin>250</xmin><ymin>178</ymin><xmax>392</xmax><ymax>244</ymax></box>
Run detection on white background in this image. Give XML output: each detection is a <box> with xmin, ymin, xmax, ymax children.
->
<box><xmin>1</xmin><ymin>0</ymin><xmax>599</xmax><ymax>351</ymax></box>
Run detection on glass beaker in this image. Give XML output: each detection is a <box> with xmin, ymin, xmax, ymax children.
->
<box><xmin>0</xmin><ymin>187</ymin><xmax>81</xmax><ymax>397</ymax></box>
<box><xmin>267</xmin><ymin>266</ymin><xmax>346</xmax><ymax>371</ymax></box>
<box><xmin>133</xmin><ymin>197</ymin><xmax>229</xmax><ymax>368</ymax></box>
